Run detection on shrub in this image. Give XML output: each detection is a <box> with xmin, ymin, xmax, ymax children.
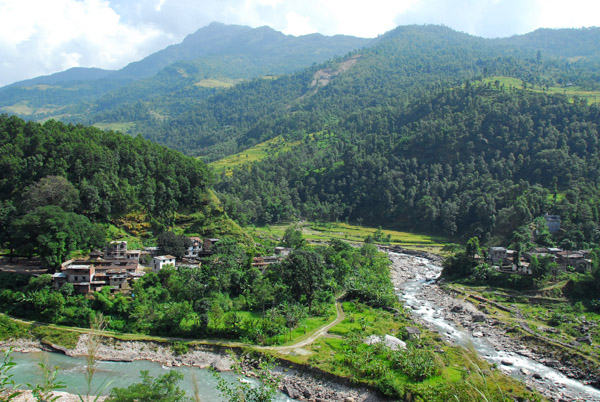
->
<box><xmin>391</xmin><ymin>348</ymin><xmax>441</xmax><ymax>381</ymax></box>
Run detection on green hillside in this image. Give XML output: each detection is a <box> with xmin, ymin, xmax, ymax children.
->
<box><xmin>0</xmin><ymin>23</ymin><xmax>368</xmax><ymax>122</ymax></box>
<box><xmin>216</xmin><ymin>86</ymin><xmax>600</xmax><ymax>246</ymax></box>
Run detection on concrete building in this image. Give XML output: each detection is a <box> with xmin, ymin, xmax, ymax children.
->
<box><xmin>152</xmin><ymin>256</ymin><xmax>176</xmax><ymax>273</ymax></box>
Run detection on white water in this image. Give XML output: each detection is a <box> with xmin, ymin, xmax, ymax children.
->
<box><xmin>394</xmin><ymin>253</ymin><xmax>600</xmax><ymax>402</ymax></box>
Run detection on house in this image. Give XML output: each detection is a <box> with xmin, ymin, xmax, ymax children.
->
<box><xmin>104</xmin><ymin>241</ymin><xmax>140</xmax><ymax>262</ymax></box>
<box><xmin>53</xmin><ymin>247</ymin><xmax>143</xmax><ymax>294</ymax></box>
<box><xmin>152</xmin><ymin>256</ymin><xmax>176</xmax><ymax>273</ymax></box>
<box><xmin>544</xmin><ymin>214</ymin><xmax>561</xmax><ymax>233</ymax></box>
<box><xmin>185</xmin><ymin>237</ymin><xmax>202</xmax><ymax>259</ymax></box>
<box><xmin>557</xmin><ymin>251</ymin><xmax>592</xmax><ymax>272</ymax></box>
<box><xmin>274</xmin><ymin>247</ymin><xmax>292</xmax><ymax>257</ymax></box>
<box><xmin>251</xmin><ymin>255</ymin><xmax>281</xmax><ymax>269</ymax></box>
<box><xmin>59</xmin><ymin>264</ymin><xmax>105</xmax><ymax>293</ymax></box>
<box><xmin>203</xmin><ymin>238</ymin><xmax>220</xmax><ymax>253</ymax></box>
<box><xmin>105</xmin><ymin>241</ymin><xmax>128</xmax><ymax>259</ymax></box>
<box><xmin>489</xmin><ymin>247</ymin><xmax>507</xmax><ymax>264</ymax></box>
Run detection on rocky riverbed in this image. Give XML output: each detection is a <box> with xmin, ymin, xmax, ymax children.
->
<box><xmin>1</xmin><ymin>336</ymin><xmax>383</xmax><ymax>402</ymax></box>
<box><xmin>389</xmin><ymin>252</ymin><xmax>600</xmax><ymax>402</ymax></box>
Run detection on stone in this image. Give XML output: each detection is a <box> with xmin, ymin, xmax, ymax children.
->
<box><xmin>501</xmin><ymin>360</ymin><xmax>514</xmax><ymax>366</ymax></box>
<box><xmin>472</xmin><ymin>331</ymin><xmax>484</xmax><ymax>338</ymax></box>
<box><xmin>576</xmin><ymin>335</ymin><xmax>593</xmax><ymax>345</ymax></box>
<box><xmin>473</xmin><ymin>314</ymin><xmax>486</xmax><ymax>323</ymax></box>
<box><xmin>532</xmin><ymin>373</ymin><xmax>544</xmax><ymax>380</ymax></box>
<box><xmin>451</xmin><ymin>305</ymin><xmax>463</xmax><ymax>313</ymax></box>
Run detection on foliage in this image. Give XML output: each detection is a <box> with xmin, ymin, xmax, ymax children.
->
<box><xmin>157</xmin><ymin>231</ymin><xmax>192</xmax><ymax>260</ymax></box>
<box><xmin>281</xmin><ymin>224</ymin><xmax>304</xmax><ymax>249</ymax></box>
<box><xmin>0</xmin><ymin>115</ymin><xmax>211</xmax><ymax>224</ymax></box>
<box><xmin>0</xmin><ymin>349</ymin><xmax>21</xmax><ymax>401</ymax></box>
<box><xmin>22</xmin><ymin>176</ymin><xmax>80</xmax><ymax>213</ymax></box>
<box><xmin>105</xmin><ymin>370</ymin><xmax>187</xmax><ymax>402</ymax></box>
<box><xmin>27</xmin><ymin>358</ymin><xmax>66</xmax><ymax>402</ymax></box>
<box><xmin>212</xmin><ymin>354</ymin><xmax>280</xmax><ymax>402</ymax></box>
<box><xmin>13</xmin><ymin>206</ymin><xmax>105</xmax><ymax>269</ymax></box>
<box><xmin>391</xmin><ymin>347</ymin><xmax>441</xmax><ymax>381</ymax></box>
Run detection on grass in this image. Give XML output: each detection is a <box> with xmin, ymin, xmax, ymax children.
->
<box><xmin>267</xmin><ymin>300</ymin><xmax>537</xmax><ymax>401</ymax></box>
<box><xmin>482</xmin><ymin>76</ymin><xmax>600</xmax><ymax>104</ymax></box>
<box><xmin>247</xmin><ymin>221</ymin><xmax>447</xmax><ymax>253</ymax></box>
<box><xmin>194</xmin><ymin>79</ymin><xmax>239</xmax><ymax>88</ymax></box>
<box><xmin>209</xmin><ymin>136</ymin><xmax>302</xmax><ymax>175</ymax></box>
<box><xmin>31</xmin><ymin>326</ymin><xmax>80</xmax><ymax>349</ymax></box>
<box><xmin>1</xmin><ymin>101</ymin><xmax>34</xmax><ymax>115</ymax></box>
<box><xmin>93</xmin><ymin>122</ymin><xmax>136</xmax><ymax>133</ymax></box>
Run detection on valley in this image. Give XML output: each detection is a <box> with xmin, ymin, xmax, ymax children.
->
<box><xmin>2</xmin><ymin>20</ymin><xmax>600</xmax><ymax>402</ymax></box>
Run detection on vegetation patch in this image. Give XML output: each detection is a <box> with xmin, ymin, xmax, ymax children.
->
<box><xmin>31</xmin><ymin>326</ymin><xmax>80</xmax><ymax>349</ymax></box>
<box><xmin>92</xmin><ymin>122</ymin><xmax>136</xmax><ymax>133</ymax></box>
<box><xmin>210</xmin><ymin>135</ymin><xmax>302</xmax><ymax>175</ymax></box>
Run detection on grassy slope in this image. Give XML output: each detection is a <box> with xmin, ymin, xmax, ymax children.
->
<box><xmin>209</xmin><ymin>135</ymin><xmax>302</xmax><ymax>175</ymax></box>
<box><xmin>248</xmin><ymin>221</ymin><xmax>447</xmax><ymax>253</ymax></box>
<box><xmin>483</xmin><ymin>76</ymin><xmax>600</xmax><ymax>104</ymax></box>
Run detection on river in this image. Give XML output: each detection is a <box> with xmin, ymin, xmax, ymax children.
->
<box><xmin>9</xmin><ymin>351</ymin><xmax>295</xmax><ymax>401</ymax></box>
<box><xmin>391</xmin><ymin>252</ymin><xmax>600</xmax><ymax>402</ymax></box>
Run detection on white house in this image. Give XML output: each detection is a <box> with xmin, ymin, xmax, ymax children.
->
<box><xmin>152</xmin><ymin>255</ymin><xmax>176</xmax><ymax>273</ymax></box>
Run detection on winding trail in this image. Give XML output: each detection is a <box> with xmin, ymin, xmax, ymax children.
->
<box><xmin>2</xmin><ymin>295</ymin><xmax>347</xmax><ymax>353</ymax></box>
<box><xmin>258</xmin><ymin>297</ymin><xmax>345</xmax><ymax>352</ymax></box>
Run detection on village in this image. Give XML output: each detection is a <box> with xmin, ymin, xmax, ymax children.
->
<box><xmin>485</xmin><ymin>214</ymin><xmax>593</xmax><ymax>275</ymax></box>
<box><xmin>50</xmin><ymin>238</ymin><xmax>292</xmax><ymax>295</ymax></box>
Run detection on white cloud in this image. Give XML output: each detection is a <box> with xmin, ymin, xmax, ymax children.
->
<box><xmin>0</xmin><ymin>0</ymin><xmax>599</xmax><ymax>87</ymax></box>
<box><xmin>0</xmin><ymin>0</ymin><xmax>164</xmax><ymax>86</ymax></box>
<box><xmin>538</xmin><ymin>0</ymin><xmax>600</xmax><ymax>30</ymax></box>
<box><xmin>284</xmin><ymin>11</ymin><xmax>316</xmax><ymax>36</ymax></box>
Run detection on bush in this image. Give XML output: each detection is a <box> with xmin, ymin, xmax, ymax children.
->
<box><xmin>391</xmin><ymin>348</ymin><xmax>441</xmax><ymax>381</ymax></box>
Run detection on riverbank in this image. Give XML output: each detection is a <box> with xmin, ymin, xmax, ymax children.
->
<box><xmin>389</xmin><ymin>252</ymin><xmax>600</xmax><ymax>402</ymax></box>
<box><xmin>1</xmin><ymin>335</ymin><xmax>384</xmax><ymax>402</ymax></box>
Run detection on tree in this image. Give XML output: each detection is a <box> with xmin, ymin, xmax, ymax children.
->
<box><xmin>22</xmin><ymin>176</ymin><xmax>80</xmax><ymax>213</ymax></box>
<box><xmin>280</xmin><ymin>249</ymin><xmax>325</xmax><ymax>306</ymax></box>
<box><xmin>212</xmin><ymin>354</ymin><xmax>280</xmax><ymax>402</ymax></box>
<box><xmin>157</xmin><ymin>231</ymin><xmax>192</xmax><ymax>260</ymax></box>
<box><xmin>105</xmin><ymin>370</ymin><xmax>187</xmax><ymax>402</ymax></box>
<box><xmin>281</xmin><ymin>224</ymin><xmax>305</xmax><ymax>249</ymax></box>
<box><xmin>13</xmin><ymin>206</ymin><xmax>105</xmax><ymax>270</ymax></box>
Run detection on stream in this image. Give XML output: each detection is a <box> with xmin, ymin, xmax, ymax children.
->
<box><xmin>392</xmin><ymin>252</ymin><xmax>600</xmax><ymax>402</ymax></box>
<box><xmin>9</xmin><ymin>351</ymin><xmax>295</xmax><ymax>401</ymax></box>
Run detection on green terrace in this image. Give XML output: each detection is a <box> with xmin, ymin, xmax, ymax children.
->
<box><xmin>482</xmin><ymin>76</ymin><xmax>600</xmax><ymax>104</ymax></box>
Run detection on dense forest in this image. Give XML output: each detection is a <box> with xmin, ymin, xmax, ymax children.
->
<box><xmin>77</xmin><ymin>25</ymin><xmax>600</xmax><ymax>161</ymax></box>
<box><xmin>216</xmin><ymin>86</ymin><xmax>600</xmax><ymax>245</ymax></box>
<box><xmin>0</xmin><ymin>115</ymin><xmax>217</xmax><ymax>266</ymax></box>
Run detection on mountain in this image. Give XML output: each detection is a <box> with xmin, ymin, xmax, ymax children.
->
<box><xmin>4</xmin><ymin>67</ymin><xmax>115</xmax><ymax>87</ymax></box>
<box><xmin>112</xmin><ymin>22</ymin><xmax>369</xmax><ymax>80</ymax></box>
<box><xmin>0</xmin><ymin>22</ymin><xmax>369</xmax><ymax>121</ymax></box>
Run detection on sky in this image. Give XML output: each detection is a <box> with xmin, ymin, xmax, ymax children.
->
<box><xmin>0</xmin><ymin>0</ymin><xmax>599</xmax><ymax>87</ymax></box>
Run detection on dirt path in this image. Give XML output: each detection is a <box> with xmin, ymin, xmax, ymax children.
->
<box><xmin>258</xmin><ymin>298</ymin><xmax>345</xmax><ymax>352</ymax></box>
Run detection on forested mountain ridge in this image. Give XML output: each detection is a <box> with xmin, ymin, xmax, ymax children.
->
<box><xmin>82</xmin><ymin>25</ymin><xmax>600</xmax><ymax>161</ymax></box>
<box><xmin>216</xmin><ymin>85</ymin><xmax>600</xmax><ymax>245</ymax></box>
<box><xmin>0</xmin><ymin>22</ymin><xmax>369</xmax><ymax>122</ymax></box>
<box><xmin>0</xmin><ymin>115</ymin><xmax>251</xmax><ymax>267</ymax></box>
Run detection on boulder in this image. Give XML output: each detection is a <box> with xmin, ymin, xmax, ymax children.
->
<box><xmin>576</xmin><ymin>335</ymin><xmax>593</xmax><ymax>345</ymax></box>
<box><xmin>473</xmin><ymin>314</ymin><xmax>486</xmax><ymax>323</ymax></box>
<box><xmin>451</xmin><ymin>305</ymin><xmax>463</xmax><ymax>313</ymax></box>
<box><xmin>282</xmin><ymin>384</ymin><xmax>302</xmax><ymax>400</ymax></box>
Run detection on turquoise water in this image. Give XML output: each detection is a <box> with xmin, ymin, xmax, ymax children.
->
<box><xmin>9</xmin><ymin>351</ymin><xmax>295</xmax><ymax>401</ymax></box>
